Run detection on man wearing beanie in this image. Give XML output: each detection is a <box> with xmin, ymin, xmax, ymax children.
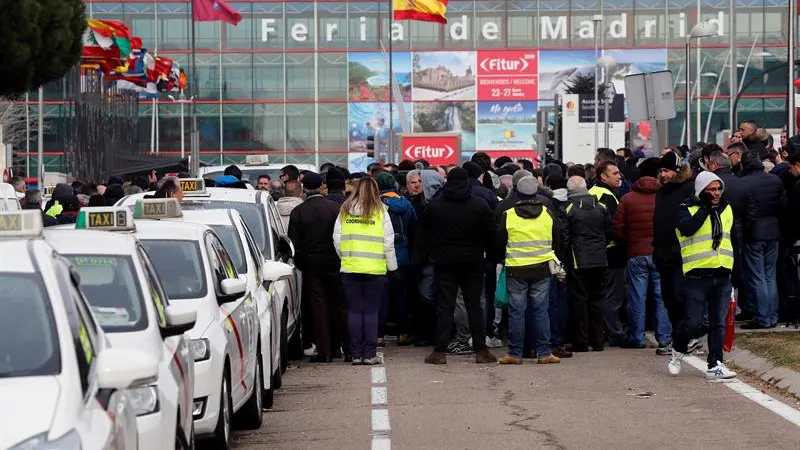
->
<box><xmin>421</xmin><ymin>167</ymin><xmax>497</xmax><ymax>365</ymax></box>
<box><xmin>463</xmin><ymin>161</ymin><xmax>499</xmax><ymax>210</ymax></box>
<box><xmin>653</xmin><ymin>151</ymin><xmax>700</xmax><ymax>353</ymax></box>
<box><xmin>668</xmin><ymin>171</ymin><xmax>737</xmax><ymax>380</ymax></box>
<box><xmin>289</xmin><ymin>171</ymin><xmax>348</xmax><ymax>362</ymax></box>
<box><xmin>376</xmin><ymin>172</ymin><xmax>417</xmax><ymax>346</ymax></box>
<box><xmin>613</xmin><ymin>157</ymin><xmax>672</xmax><ymax>353</ymax></box>
<box><xmin>325</xmin><ymin>167</ymin><xmax>347</xmax><ymax>204</ymax></box>
<box><xmin>564</xmin><ymin>175</ymin><xmax>612</xmax><ymax>352</ymax></box>
<box><xmin>495</xmin><ymin>176</ymin><xmax>563</xmax><ymax>365</ymax></box>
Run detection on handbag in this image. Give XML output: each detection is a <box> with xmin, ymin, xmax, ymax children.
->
<box><xmin>548</xmin><ymin>255</ymin><xmax>566</xmax><ymax>281</ymax></box>
<box><xmin>495</xmin><ymin>266</ymin><xmax>508</xmax><ymax>308</ymax></box>
<box><xmin>723</xmin><ymin>288</ymin><xmax>736</xmax><ymax>352</ymax></box>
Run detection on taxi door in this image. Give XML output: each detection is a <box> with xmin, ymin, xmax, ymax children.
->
<box><xmin>265</xmin><ymin>201</ymin><xmax>300</xmax><ymax>332</ymax></box>
<box><xmin>136</xmin><ymin>245</ymin><xmax>194</xmax><ymax>444</ymax></box>
<box><xmin>204</xmin><ymin>232</ymin><xmax>256</xmax><ymax>407</ymax></box>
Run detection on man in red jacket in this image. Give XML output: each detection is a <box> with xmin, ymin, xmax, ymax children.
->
<box><xmin>614</xmin><ymin>158</ymin><xmax>673</xmax><ymax>355</ymax></box>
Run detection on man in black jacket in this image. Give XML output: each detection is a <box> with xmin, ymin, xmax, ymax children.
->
<box><xmin>324</xmin><ymin>168</ymin><xmax>347</xmax><ymax>204</ymax></box>
<box><xmin>653</xmin><ymin>151</ymin><xmax>699</xmax><ymax>350</ymax></box>
<box><xmin>288</xmin><ymin>173</ymin><xmax>348</xmax><ymax>362</ymax></box>
<box><xmin>565</xmin><ymin>175</ymin><xmax>611</xmax><ymax>351</ymax></box>
<box><xmin>422</xmin><ymin>168</ymin><xmax>497</xmax><ymax>365</ymax></box>
<box><xmin>738</xmin><ymin>152</ymin><xmax>784</xmax><ymax>329</ymax></box>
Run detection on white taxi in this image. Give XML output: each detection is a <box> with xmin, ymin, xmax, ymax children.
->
<box><xmin>130</xmin><ymin>198</ymin><xmax>263</xmax><ymax>449</ymax></box>
<box><xmin>173</xmin><ymin>208</ymin><xmax>294</xmax><ymax>408</ymax></box>
<box><xmin>197</xmin><ymin>155</ymin><xmax>317</xmax><ymax>186</ymax></box>
<box><xmin>0</xmin><ymin>210</ymin><xmax>157</xmax><ymax>450</ymax></box>
<box><xmin>118</xmin><ymin>179</ymin><xmax>303</xmax><ymax>373</ymax></box>
<box><xmin>45</xmin><ymin>206</ymin><xmax>199</xmax><ymax>449</ymax></box>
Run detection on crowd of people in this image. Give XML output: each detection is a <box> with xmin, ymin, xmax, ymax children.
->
<box><xmin>19</xmin><ymin>118</ymin><xmax>800</xmax><ymax>379</ymax></box>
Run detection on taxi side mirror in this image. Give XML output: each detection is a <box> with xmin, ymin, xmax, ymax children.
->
<box><xmin>261</xmin><ymin>260</ymin><xmax>293</xmax><ymax>282</ymax></box>
<box><xmin>96</xmin><ymin>349</ymin><xmax>159</xmax><ymax>390</ymax></box>
<box><xmin>161</xmin><ymin>306</ymin><xmax>196</xmax><ymax>339</ymax></box>
<box><xmin>218</xmin><ymin>277</ymin><xmax>246</xmax><ymax>304</ymax></box>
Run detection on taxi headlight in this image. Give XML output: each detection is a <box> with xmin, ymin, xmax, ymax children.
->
<box><xmin>128</xmin><ymin>386</ymin><xmax>160</xmax><ymax>416</ymax></box>
<box><xmin>9</xmin><ymin>429</ymin><xmax>80</xmax><ymax>449</ymax></box>
<box><xmin>190</xmin><ymin>338</ymin><xmax>210</xmax><ymax>361</ymax></box>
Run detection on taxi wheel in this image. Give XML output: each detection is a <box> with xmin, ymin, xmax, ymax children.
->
<box><xmin>280</xmin><ymin>309</ymin><xmax>289</xmax><ymax>374</ymax></box>
<box><xmin>237</xmin><ymin>347</ymin><xmax>264</xmax><ymax>429</ymax></box>
<box><xmin>210</xmin><ymin>367</ymin><xmax>233</xmax><ymax>449</ymax></box>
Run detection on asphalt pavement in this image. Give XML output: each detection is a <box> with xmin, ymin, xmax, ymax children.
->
<box><xmin>233</xmin><ymin>346</ymin><xmax>800</xmax><ymax>450</ymax></box>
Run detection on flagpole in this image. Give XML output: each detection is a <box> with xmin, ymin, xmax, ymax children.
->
<box><xmin>388</xmin><ymin>5</ymin><xmax>394</xmax><ymax>164</ymax></box>
<box><xmin>190</xmin><ymin>0</ymin><xmax>199</xmax><ymax>176</ymax></box>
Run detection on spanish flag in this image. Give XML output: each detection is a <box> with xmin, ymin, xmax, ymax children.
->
<box><xmin>393</xmin><ymin>0</ymin><xmax>448</xmax><ymax>24</ymax></box>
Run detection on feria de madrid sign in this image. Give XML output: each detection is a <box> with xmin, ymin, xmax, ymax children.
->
<box><xmin>261</xmin><ymin>12</ymin><xmax>726</xmax><ymax>43</ymax></box>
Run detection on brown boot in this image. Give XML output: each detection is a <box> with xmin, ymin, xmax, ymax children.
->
<box><xmin>475</xmin><ymin>349</ymin><xmax>497</xmax><ymax>363</ymax></box>
<box><xmin>551</xmin><ymin>347</ymin><xmax>573</xmax><ymax>358</ymax></box>
<box><xmin>538</xmin><ymin>354</ymin><xmax>561</xmax><ymax>364</ymax></box>
<box><xmin>498</xmin><ymin>355</ymin><xmax>522</xmax><ymax>365</ymax></box>
<box><xmin>424</xmin><ymin>351</ymin><xmax>446</xmax><ymax>365</ymax></box>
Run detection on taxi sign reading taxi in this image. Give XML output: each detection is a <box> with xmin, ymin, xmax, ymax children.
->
<box><xmin>179</xmin><ymin>178</ymin><xmax>206</xmax><ymax>196</ymax></box>
<box><xmin>134</xmin><ymin>198</ymin><xmax>183</xmax><ymax>219</ymax></box>
<box><xmin>76</xmin><ymin>207</ymin><xmax>134</xmax><ymax>231</ymax></box>
<box><xmin>0</xmin><ymin>210</ymin><xmax>43</xmax><ymax>237</ymax></box>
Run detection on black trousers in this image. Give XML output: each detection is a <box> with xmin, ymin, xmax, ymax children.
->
<box><xmin>304</xmin><ymin>271</ymin><xmax>348</xmax><ymax>358</ymax></box>
<box><xmin>433</xmin><ymin>263</ymin><xmax>486</xmax><ymax>353</ymax></box>
<box><xmin>658</xmin><ymin>265</ymin><xmax>685</xmax><ymax>341</ymax></box>
<box><xmin>569</xmin><ymin>267</ymin><xmax>607</xmax><ymax>350</ymax></box>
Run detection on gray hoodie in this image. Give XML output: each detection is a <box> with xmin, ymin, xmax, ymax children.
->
<box><xmin>276</xmin><ymin>196</ymin><xmax>304</xmax><ymax>231</ymax></box>
<box><xmin>420</xmin><ymin>170</ymin><xmax>445</xmax><ymax>201</ymax></box>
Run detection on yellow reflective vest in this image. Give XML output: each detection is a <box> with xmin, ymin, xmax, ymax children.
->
<box><xmin>340</xmin><ymin>211</ymin><xmax>387</xmax><ymax>275</ymax></box>
<box><xmin>675</xmin><ymin>205</ymin><xmax>734</xmax><ymax>275</ymax></box>
<box><xmin>505</xmin><ymin>208</ymin><xmax>555</xmax><ymax>267</ymax></box>
<box><xmin>588</xmin><ymin>184</ymin><xmax>618</xmax><ymax>248</ymax></box>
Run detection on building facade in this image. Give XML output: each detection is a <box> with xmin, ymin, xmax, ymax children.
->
<box><xmin>29</xmin><ymin>0</ymin><xmax>794</xmax><ymax>173</ymax></box>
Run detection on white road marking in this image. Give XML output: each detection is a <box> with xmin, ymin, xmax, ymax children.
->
<box><xmin>372</xmin><ymin>409</ymin><xmax>391</xmax><ymax>432</ymax></box>
<box><xmin>371</xmin><ymin>367</ymin><xmax>386</xmax><ymax>384</ymax></box>
<box><xmin>683</xmin><ymin>355</ymin><xmax>800</xmax><ymax>427</ymax></box>
<box><xmin>372</xmin><ymin>386</ymin><xmax>388</xmax><ymax>406</ymax></box>
<box><xmin>370</xmin><ymin>352</ymin><xmax>390</xmax><ymax>449</ymax></box>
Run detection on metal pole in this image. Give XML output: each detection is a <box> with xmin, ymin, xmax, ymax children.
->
<box><xmin>190</xmin><ymin>0</ymin><xmax>199</xmax><ymax>173</ymax></box>
<box><xmin>150</xmin><ymin>100</ymin><xmax>156</xmax><ymax>154</ymax></box>
<box><xmin>594</xmin><ymin>20</ymin><xmax>600</xmax><ymax>150</ymax></box>
<box><xmin>25</xmin><ymin>93</ymin><xmax>30</xmax><ymax>178</ymax></box>
<box><xmin>704</xmin><ymin>51</ymin><xmax>730</xmax><ymax>143</ymax></box>
<box><xmin>180</xmin><ymin>94</ymin><xmax>185</xmax><ymax>158</ymax></box>
<box><xmin>728</xmin><ymin>0</ymin><xmax>737</xmax><ymax>132</ymax></box>
<box><xmin>695</xmin><ymin>3</ymin><xmax>702</xmax><ymax>144</ymax></box>
<box><xmin>685</xmin><ymin>40</ymin><xmax>692</xmax><ymax>146</ymax></box>
<box><xmin>37</xmin><ymin>86</ymin><xmax>43</xmax><ymax>189</ymax></box>
<box><xmin>604</xmin><ymin>73</ymin><xmax>610</xmax><ymax>148</ymax></box>
<box><xmin>789</xmin><ymin>0</ymin><xmax>797</xmax><ymax>136</ymax></box>
<box><xmin>218</xmin><ymin>22</ymin><xmax>223</xmax><ymax>166</ymax></box>
<box><xmin>554</xmin><ymin>94</ymin><xmax>561</xmax><ymax>160</ymax></box>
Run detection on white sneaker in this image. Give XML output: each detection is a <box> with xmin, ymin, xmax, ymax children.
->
<box><xmin>668</xmin><ymin>349</ymin><xmax>684</xmax><ymax>375</ymax></box>
<box><xmin>303</xmin><ymin>344</ymin><xmax>317</xmax><ymax>357</ymax></box>
<box><xmin>686</xmin><ymin>338</ymin><xmax>703</xmax><ymax>354</ymax></box>
<box><xmin>706</xmin><ymin>361</ymin><xmax>737</xmax><ymax>380</ymax></box>
<box><xmin>485</xmin><ymin>336</ymin><xmax>504</xmax><ymax>348</ymax></box>
<box><xmin>363</xmin><ymin>355</ymin><xmax>384</xmax><ymax>365</ymax></box>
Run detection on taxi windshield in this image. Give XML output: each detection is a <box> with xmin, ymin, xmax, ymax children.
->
<box><xmin>66</xmin><ymin>255</ymin><xmax>147</xmax><ymax>333</ymax></box>
<box><xmin>0</xmin><ymin>274</ymin><xmax>61</xmax><ymax>378</ymax></box>
<box><xmin>140</xmin><ymin>240</ymin><xmax>208</xmax><ymax>300</ymax></box>
<box><xmin>181</xmin><ymin>201</ymin><xmax>269</xmax><ymax>256</ymax></box>
<box><xmin>209</xmin><ymin>225</ymin><xmax>247</xmax><ymax>274</ymax></box>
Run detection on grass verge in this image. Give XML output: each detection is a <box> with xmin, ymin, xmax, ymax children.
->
<box><xmin>734</xmin><ymin>332</ymin><xmax>800</xmax><ymax>372</ymax></box>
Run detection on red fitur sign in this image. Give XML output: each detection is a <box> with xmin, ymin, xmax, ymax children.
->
<box><xmin>400</xmin><ymin>134</ymin><xmax>460</xmax><ymax>166</ymax></box>
<box><xmin>477</xmin><ymin>50</ymin><xmax>539</xmax><ymax>101</ymax></box>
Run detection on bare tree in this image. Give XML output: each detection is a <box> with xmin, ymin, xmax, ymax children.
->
<box><xmin>0</xmin><ymin>100</ymin><xmax>39</xmax><ymax>147</ymax></box>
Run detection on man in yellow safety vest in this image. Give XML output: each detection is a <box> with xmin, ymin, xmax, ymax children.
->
<box><xmin>667</xmin><ymin>171</ymin><xmax>737</xmax><ymax>380</ymax></box>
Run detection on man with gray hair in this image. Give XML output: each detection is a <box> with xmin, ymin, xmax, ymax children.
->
<box><xmin>564</xmin><ymin>175</ymin><xmax>612</xmax><ymax>352</ymax></box>
<box><xmin>22</xmin><ymin>189</ymin><xmax>57</xmax><ymax>226</ymax></box>
<box><xmin>269</xmin><ymin>179</ymin><xmax>285</xmax><ymax>201</ymax></box>
<box><xmin>9</xmin><ymin>176</ymin><xmax>25</xmax><ymax>199</ymax></box>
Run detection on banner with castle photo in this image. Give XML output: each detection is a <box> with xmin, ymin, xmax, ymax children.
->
<box><xmin>411</xmin><ymin>51</ymin><xmax>477</xmax><ymax>101</ymax></box>
<box><xmin>475</xmin><ymin>101</ymin><xmax>537</xmax><ymax>156</ymax></box>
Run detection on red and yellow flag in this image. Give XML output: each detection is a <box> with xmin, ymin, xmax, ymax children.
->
<box><xmin>393</xmin><ymin>0</ymin><xmax>448</xmax><ymax>24</ymax></box>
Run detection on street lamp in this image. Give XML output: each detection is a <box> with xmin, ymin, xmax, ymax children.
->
<box><xmin>592</xmin><ymin>14</ymin><xmax>603</xmax><ymax>150</ymax></box>
<box><xmin>168</xmin><ymin>92</ymin><xmax>195</xmax><ymax>159</ymax></box>
<box><xmin>597</xmin><ymin>54</ymin><xmax>616</xmax><ymax>148</ymax></box>
<box><xmin>685</xmin><ymin>21</ymin><xmax>717</xmax><ymax>146</ymax></box>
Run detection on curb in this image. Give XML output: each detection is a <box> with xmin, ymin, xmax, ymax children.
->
<box><xmin>645</xmin><ymin>333</ymin><xmax>800</xmax><ymax>398</ymax></box>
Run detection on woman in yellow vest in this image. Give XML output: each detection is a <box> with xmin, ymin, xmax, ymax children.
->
<box><xmin>333</xmin><ymin>177</ymin><xmax>398</xmax><ymax>365</ymax></box>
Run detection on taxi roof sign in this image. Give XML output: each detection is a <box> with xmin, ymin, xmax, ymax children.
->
<box><xmin>0</xmin><ymin>210</ymin><xmax>43</xmax><ymax>238</ymax></box>
<box><xmin>245</xmin><ymin>155</ymin><xmax>269</xmax><ymax>166</ymax></box>
<box><xmin>178</xmin><ymin>178</ymin><xmax>207</xmax><ymax>197</ymax></box>
<box><xmin>76</xmin><ymin>207</ymin><xmax>135</xmax><ymax>232</ymax></box>
<box><xmin>133</xmin><ymin>198</ymin><xmax>183</xmax><ymax>220</ymax></box>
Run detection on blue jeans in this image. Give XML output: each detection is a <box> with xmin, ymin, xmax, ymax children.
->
<box><xmin>507</xmin><ymin>276</ymin><xmax>551</xmax><ymax>358</ymax></box>
<box><xmin>673</xmin><ymin>275</ymin><xmax>730</xmax><ymax>369</ymax></box>
<box><xmin>548</xmin><ymin>276</ymin><xmax>568</xmax><ymax>347</ymax></box>
<box><xmin>626</xmin><ymin>255</ymin><xmax>672</xmax><ymax>345</ymax></box>
<box><xmin>744</xmin><ymin>240</ymin><xmax>780</xmax><ymax>326</ymax></box>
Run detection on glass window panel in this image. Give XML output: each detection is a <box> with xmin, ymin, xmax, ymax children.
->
<box><xmin>319</xmin><ymin>53</ymin><xmax>347</xmax><ymax>100</ymax></box>
<box><xmin>286</xmin><ymin>103</ymin><xmax>315</xmax><ymax>151</ymax></box>
<box><xmin>222</xmin><ymin>105</ymin><xmax>257</xmax><ymax>150</ymax></box>
<box><xmin>319</xmin><ymin>104</ymin><xmax>347</xmax><ymax>151</ymax></box>
<box><xmin>319</xmin><ymin>3</ymin><xmax>348</xmax><ymax>49</ymax></box>
<box><xmin>285</xmin><ymin>53</ymin><xmax>314</xmax><ymax>100</ymax></box>
<box><xmin>507</xmin><ymin>1</ymin><xmax>536</xmax><ymax>48</ymax></box>
<box><xmin>254</xmin><ymin>104</ymin><xmax>285</xmax><ymax>151</ymax></box>
<box><xmin>411</xmin><ymin>21</ymin><xmax>441</xmax><ymax>49</ymax></box>
<box><xmin>196</xmin><ymin>22</ymin><xmax>220</xmax><ymax>50</ymax></box>
<box><xmin>254</xmin><ymin>3</ymin><xmax>284</xmax><ymax>50</ymax></box>
<box><xmin>157</xmin><ymin>3</ymin><xmax>189</xmax><ymax>50</ymax></box>
<box><xmin>285</xmin><ymin>3</ymin><xmax>314</xmax><ymax>50</ymax></box>
<box><xmin>349</xmin><ymin>3</ymin><xmax>379</xmax><ymax>50</ymax></box>
<box><xmin>221</xmin><ymin>53</ymin><xmax>252</xmax><ymax>100</ymax></box>
<box><xmin>225</xmin><ymin>3</ymin><xmax>253</xmax><ymax>50</ymax></box>
<box><xmin>254</xmin><ymin>54</ymin><xmax>285</xmax><ymax>100</ymax></box>
<box><xmin>475</xmin><ymin>11</ymin><xmax>504</xmax><ymax>49</ymax></box>
<box><xmin>196</xmin><ymin>54</ymin><xmax>220</xmax><ymax>100</ymax></box>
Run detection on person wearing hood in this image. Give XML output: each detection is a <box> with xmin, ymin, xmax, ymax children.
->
<box><xmin>376</xmin><ymin>172</ymin><xmax>417</xmax><ymax>346</ymax></box>
<box><xmin>420</xmin><ymin>168</ymin><xmax>445</xmax><ymax>201</ymax></box>
<box><xmin>737</xmin><ymin>151</ymin><xmax>784</xmax><ymax>329</ymax></box>
<box><xmin>333</xmin><ymin>177</ymin><xmax>397</xmax><ymax>366</ymax></box>
<box><xmin>738</xmin><ymin>120</ymin><xmax>768</xmax><ymax>157</ymax></box>
<box><xmin>495</xmin><ymin>176</ymin><xmax>562</xmax><ymax>365</ymax></box>
<box><xmin>56</xmin><ymin>195</ymin><xmax>81</xmax><ymax>224</ymax></box>
<box><xmin>103</xmin><ymin>184</ymin><xmax>125</xmax><ymax>206</ymax></box>
<box><xmin>276</xmin><ymin>180</ymin><xmax>305</xmax><ymax>231</ymax></box>
<box><xmin>324</xmin><ymin>168</ymin><xmax>347</xmax><ymax>205</ymax></box>
<box><xmin>421</xmin><ymin>167</ymin><xmax>497</xmax><ymax>365</ymax></box>
<box><xmin>613</xmin><ymin>158</ymin><xmax>672</xmax><ymax>353</ymax></box>
<box><xmin>653</xmin><ymin>151</ymin><xmax>701</xmax><ymax>351</ymax></box>
<box><xmin>289</xmin><ymin>171</ymin><xmax>348</xmax><ymax>363</ymax></box>
<box><xmin>668</xmin><ymin>172</ymin><xmax>737</xmax><ymax>380</ymax></box>
<box><xmin>44</xmin><ymin>183</ymin><xmax>75</xmax><ymax>218</ymax></box>
<box><xmin>564</xmin><ymin>176</ymin><xmax>612</xmax><ymax>352</ymax></box>
<box><xmin>463</xmin><ymin>161</ymin><xmax>499</xmax><ymax>210</ymax></box>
